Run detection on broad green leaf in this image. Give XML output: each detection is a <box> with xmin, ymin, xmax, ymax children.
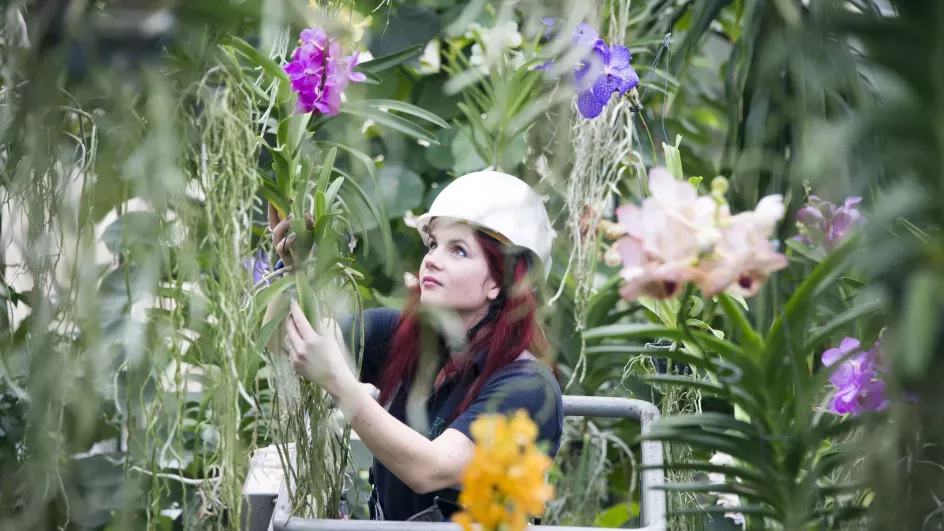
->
<box><xmin>639</xmin><ymin>462</ymin><xmax>770</xmax><ymax>490</ymax></box>
<box><xmin>901</xmin><ymin>269</ymin><xmax>939</xmax><ymax>376</ymax></box>
<box><xmin>356</xmin><ymin>44</ymin><xmax>424</xmax><ymax>74</ymax></box>
<box><xmin>662</xmin><ymin>137</ymin><xmax>684</xmax><ymax>180</ymax></box>
<box><xmin>637</xmin><ymin>430</ymin><xmax>775</xmax><ymax>476</ymax></box>
<box><xmin>355</xmin><ymin>99</ymin><xmax>450</xmax><ymax>128</ymax></box>
<box><xmin>315</xmin><ymin>190</ymin><xmax>327</xmax><ymax>220</ymax></box>
<box><xmin>686</xmin><ymin>318</ymin><xmax>725</xmax><ymax>340</ymax></box>
<box><xmin>315</xmin><ymin>141</ymin><xmax>377</xmax><ymax>179</ymax></box>
<box><xmin>317</xmin><ymin>147</ymin><xmax>338</xmax><ymax>196</ymax></box>
<box><xmin>642</xmin><ymin>376</ymin><xmax>766</xmax><ymax>420</ymax></box>
<box><xmin>260</xmin><ymin>177</ymin><xmax>291</xmax><ymax>218</ymax></box>
<box><xmin>839</xmin><ymin>276</ymin><xmax>868</xmax><ymax>290</ymax></box>
<box><xmin>221</xmin><ymin>36</ymin><xmax>289</xmax><ymax>84</ymax></box>
<box><xmin>583</xmin><ymin>323</ymin><xmax>758</xmax><ymax>380</ymax></box>
<box><xmin>765</xmin><ymin>236</ymin><xmax>857</xmax><ymax>358</ymax></box>
<box><xmin>340</xmin><ymin>107</ymin><xmax>440</xmax><ymax>144</ymax></box>
<box><xmin>324</xmin><ymin>176</ymin><xmax>345</xmax><ymax>209</ymax></box>
<box><xmin>295</xmin><ymin>268</ymin><xmax>318</xmax><ymax>324</ymax></box>
<box><xmin>805</xmin><ymin>296</ymin><xmax>884</xmax><ymax>349</ymax></box>
<box><xmin>334</xmin><ymin>170</ymin><xmax>395</xmax><ymax>274</ymax></box>
<box><xmin>785</xmin><ymin>237</ymin><xmax>823</xmax><ymax>263</ymax></box>
<box><xmin>351</xmin><ymin>165</ymin><xmax>424</xmax><ymax>232</ymax></box>
<box><xmin>718</xmin><ymin>294</ymin><xmax>764</xmax><ymax>352</ymax></box>
<box><xmin>593</xmin><ymin>502</ymin><xmax>635</xmax><ymax>528</ymax></box>
<box><xmin>254</xmin><ymin>298</ymin><xmax>290</xmax><ymax>355</ymax></box>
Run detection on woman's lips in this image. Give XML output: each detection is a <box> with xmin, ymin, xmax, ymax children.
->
<box><xmin>422</xmin><ymin>276</ymin><xmax>442</xmax><ymax>288</ymax></box>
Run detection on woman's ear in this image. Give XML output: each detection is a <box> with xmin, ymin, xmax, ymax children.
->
<box><xmin>486</xmin><ymin>280</ymin><xmax>501</xmax><ymax>301</ymax></box>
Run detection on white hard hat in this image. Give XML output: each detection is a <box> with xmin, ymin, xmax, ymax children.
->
<box><xmin>415</xmin><ymin>171</ymin><xmax>555</xmax><ymax>282</ymax></box>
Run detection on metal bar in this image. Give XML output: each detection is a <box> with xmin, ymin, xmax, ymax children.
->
<box><xmin>561</xmin><ymin>396</ymin><xmax>665</xmax><ymax>528</ymax></box>
<box><xmin>270</xmin><ymin>396</ymin><xmax>666</xmax><ymax>531</ymax></box>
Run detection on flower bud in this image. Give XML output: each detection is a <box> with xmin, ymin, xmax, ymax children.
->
<box><xmin>603</xmin><ymin>242</ymin><xmax>622</xmax><ymax>267</ymax></box>
<box><xmin>711</xmin><ymin>176</ymin><xmax>729</xmax><ymax>196</ymax></box>
<box><xmin>600</xmin><ymin>220</ymin><xmax>627</xmax><ymax>240</ymax></box>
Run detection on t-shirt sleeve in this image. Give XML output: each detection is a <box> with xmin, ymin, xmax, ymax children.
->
<box><xmin>448</xmin><ymin>366</ymin><xmax>564</xmax><ymax>457</ymax></box>
<box><xmin>336</xmin><ymin>307</ymin><xmax>401</xmax><ymax>386</ymax></box>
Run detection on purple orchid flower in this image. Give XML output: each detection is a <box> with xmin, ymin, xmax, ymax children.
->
<box><xmin>284</xmin><ymin>27</ymin><xmax>365</xmax><ymax>116</ymax></box>
<box><xmin>793</xmin><ymin>195</ymin><xmax>864</xmax><ymax>251</ymax></box>
<box><xmin>536</xmin><ymin>19</ymin><xmax>639</xmax><ymax>119</ymax></box>
<box><xmin>574</xmin><ymin>41</ymin><xmax>639</xmax><ymax>119</ymax></box>
<box><xmin>821</xmin><ymin>337</ymin><xmax>888</xmax><ymax>416</ymax></box>
<box><xmin>243</xmin><ymin>249</ymin><xmax>270</xmax><ymax>285</ymax></box>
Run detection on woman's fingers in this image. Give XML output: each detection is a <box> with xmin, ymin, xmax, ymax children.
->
<box><xmin>273</xmin><ymin>215</ymin><xmax>295</xmax><ymax>265</ymax></box>
<box><xmin>273</xmin><ymin>214</ymin><xmax>293</xmax><ymax>244</ymax></box>
<box><xmin>289</xmin><ymin>300</ymin><xmax>317</xmax><ymax>342</ymax></box>
<box><xmin>285</xmin><ymin>316</ymin><xmax>304</xmax><ymax>353</ymax></box>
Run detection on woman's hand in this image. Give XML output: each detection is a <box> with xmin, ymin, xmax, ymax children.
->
<box><xmin>283</xmin><ymin>299</ymin><xmax>358</xmax><ymax>398</ymax></box>
<box><xmin>267</xmin><ymin>204</ymin><xmax>314</xmax><ymax>267</ymax></box>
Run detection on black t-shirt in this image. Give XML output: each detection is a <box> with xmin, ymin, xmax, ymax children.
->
<box><xmin>337</xmin><ymin>308</ymin><xmax>564</xmax><ymax>521</ymax></box>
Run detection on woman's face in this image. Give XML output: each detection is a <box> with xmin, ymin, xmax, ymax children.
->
<box><xmin>419</xmin><ymin>220</ymin><xmax>500</xmax><ymax>325</ymax></box>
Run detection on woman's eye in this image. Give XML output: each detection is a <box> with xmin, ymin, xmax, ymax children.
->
<box><xmin>453</xmin><ymin>246</ymin><xmax>467</xmax><ymax>257</ymax></box>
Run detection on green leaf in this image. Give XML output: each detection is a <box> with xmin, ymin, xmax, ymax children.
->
<box><xmin>352</xmin><ymin>165</ymin><xmax>424</xmax><ymax>232</ymax></box>
<box><xmin>785</xmin><ymin>237</ymin><xmax>824</xmax><ymax>263</ymax></box>
<box><xmin>265</xmin><ymin>144</ymin><xmax>292</xmax><ymax>196</ymax></box>
<box><xmin>583</xmin><ymin>323</ymin><xmax>758</xmax><ymax>380</ymax></box>
<box><xmin>640</xmin><ymin>462</ymin><xmax>770</xmax><ymax>490</ymax></box>
<box><xmin>315</xmin><ymin>190</ymin><xmax>327</xmax><ymax>220</ymax></box>
<box><xmin>315</xmin><ymin>141</ymin><xmax>377</xmax><ymax>179</ymax></box>
<box><xmin>324</xmin><ymin>176</ymin><xmax>345</xmax><ymax>209</ymax></box>
<box><xmin>662</xmin><ymin>137</ymin><xmax>685</xmax><ymax>179</ymax></box>
<box><xmin>901</xmin><ymin>269</ymin><xmax>939</xmax><ymax>376</ymax></box>
<box><xmin>334</xmin><ymin>170</ymin><xmax>396</xmax><ymax>274</ymax></box>
<box><xmin>593</xmin><ymin>502</ymin><xmax>635</xmax><ymax>528</ymax></box>
<box><xmin>642</xmin><ymin>376</ymin><xmax>766</xmax><ymax>421</ymax></box>
<box><xmin>360</xmin><ymin>70</ymin><xmax>383</xmax><ymax>85</ymax></box>
<box><xmin>718</xmin><ymin>294</ymin><xmax>765</xmax><ymax>352</ymax></box>
<box><xmin>687</xmin><ymin>318</ymin><xmax>725</xmax><ymax>340</ymax></box>
<box><xmin>295</xmin><ymin>268</ymin><xmax>318</xmax><ymax>323</ymax></box>
<box><xmin>356</xmin><ymin>99</ymin><xmax>450</xmax><ymax>129</ymax></box>
<box><xmin>221</xmin><ymin>36</ymin><xmax>289</xmax><ymax>84</ymax></box>
<box><xmin>260</xmin><ymin>177</ymin><xmax>291</xmax><ymax>218</ymax></box>
<box><xmin>839</xmin><ymin>276</ymin><xmax>868</xmax><ymax>290</ymax></box>
<box><xmin>317</xmin><ymin>147</ymin><xmax>338</xmax><ymax>196</ymax></box>
<box><xmin>805</xmin><ymin>296</ymin><xmax>884</xmax><ymax>349</ymax></box>
<box><xmin>254</xmin><ymin>298</ymin><xmax>290</xmax><ymax>355</ymax></box>
<box><xmin>765</xmin><ymin>236</ymin><xmax>858</xmax><ymax>357</ymax></box>
<box><xmin>340</xmin><ymin>106</ymin><xmax>440</xmax><ymax>145</ymax></box>
<box><xmin>356</xmin><ymin>44</ymin><xmax>424</xmax><ymax>74</ymax></box>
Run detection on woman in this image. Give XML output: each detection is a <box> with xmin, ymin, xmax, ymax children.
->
<box><xmin>267</xmin><ymin>170</ymin><xmax>564</xmax><ymax>522</ymax></box>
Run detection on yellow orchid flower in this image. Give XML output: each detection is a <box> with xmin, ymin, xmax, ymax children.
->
<box><xmin>452</xmin><ymin>410</ymin><xmax>555</xmax><ymax>531</ymax></box>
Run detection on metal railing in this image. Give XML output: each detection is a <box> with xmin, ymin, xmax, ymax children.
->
<box><xmin>266</xmin><ymin>396</ymin><xmax>666</xmax><ymax>531</ymax></box>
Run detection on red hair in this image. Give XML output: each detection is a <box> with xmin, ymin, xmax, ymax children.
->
<box><xmin>376</xmin><ymin>231</ymin><xmax>548</xmax><ymax>419</ymax></box>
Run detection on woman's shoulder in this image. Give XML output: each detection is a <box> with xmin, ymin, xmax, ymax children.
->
<box><xmin>490</xmin><ymin>354</ymin><xmax>562</xmax><ymax>396</ymax></box>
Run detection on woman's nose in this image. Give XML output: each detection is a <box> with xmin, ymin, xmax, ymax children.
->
<box><xmin>423</xmin><ymin>247</ymin><xmax>443</xmax><ymax>271</ymax></box>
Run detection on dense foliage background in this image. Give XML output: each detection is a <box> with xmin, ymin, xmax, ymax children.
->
<box><xmin>2</xmin><ymin>0</ymin><xmax>942</xmax><ymax>530</ymax></box>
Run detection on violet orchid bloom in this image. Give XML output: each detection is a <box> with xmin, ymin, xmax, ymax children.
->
<box><xmin>541</xmin><ymin>17</ymin><xmax>556</xmax><ymax>39</ymax></box>
<box><xmin>821</xmin><ymin>337</ymin><xmax>888</xmax><ymax>416</ymax></box>
<box><xmin>794</xmin><ymin>195</ymin><xmax>864</xmax><ymax>251</ymax></box>
<box><xmin>243</xmin><ymin>249</ymin><xmax>270</xmax><ymax>285</ymax></box>
<box><xmin>574</xmin><ymin>41</ymin><xmax>639</xmax><ymax>119</ymax></box>
<box><xmin>573</xmin><ymin>22</ymin><xmax>599</xmax><ymax>46</ymax></box>
<box><xmin>284</xmin><ymin>27</ymin><xmax>365</xmax><ymax>115</ymax></box>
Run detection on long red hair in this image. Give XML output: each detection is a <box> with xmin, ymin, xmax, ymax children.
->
<box><xmin>376</xmin><ymin>231</ymin><xmax>548</xmax><ymax>419</ymax></box>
